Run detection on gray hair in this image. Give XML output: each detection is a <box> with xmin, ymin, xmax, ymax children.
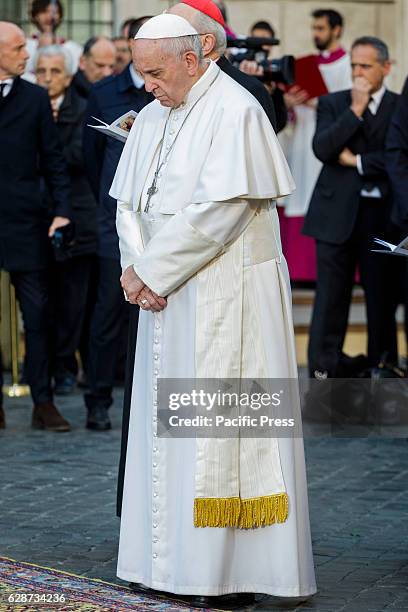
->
<box><xmin>34</xmin><ymin>44</ymin><xmax>75</xmax><ymax>75</ymax></box>
<box><xmin>191</xmin><ymin>10</ymin><xmax>227</xmax><ymax>55</ymax></box>
<box><xmin>159</xmin><ymin>34</ymin><xmax>204</xmax><ymax>62</ymax></box>
<box><xmin>351</xmin><ymin>36</ymin><xmax>389</xmax><ymax>64</ymax></box>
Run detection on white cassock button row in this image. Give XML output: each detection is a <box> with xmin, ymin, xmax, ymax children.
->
<box><xmin>153</xmin><ymin>553</ymin><xmax>158</xmax><ymax>559</ymax></box>
<box><xmin>153</xmin><ymin>522</ymin><xmax>158</xmax><ymax>528</ymax></box>
<box><xmin>154</xmin><ymin>354</ymin><xmax>159</xmax><ymax>361</ymax></box>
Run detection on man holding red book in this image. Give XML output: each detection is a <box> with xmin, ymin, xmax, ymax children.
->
<box><xmin>280</xmin><ymin>9</ymin><xmax>351</xmax><ymax>282</ymax></box>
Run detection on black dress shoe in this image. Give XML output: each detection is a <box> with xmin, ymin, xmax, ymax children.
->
<box><xmin>190</xmin><ymin>593</ymin><xmax>255</xmax><ymax>610</ymax></box>
<box><xmin>189</xmin><ymin>596</ymin><xmax>215</xmax><ymax>609</ymax></box>
<box><xmin>129</xmin><ymin>582</ymin><xmax>152</xmax><ymax>594</ymax></box>
<box><xmin>219</xmin><ymin>593</ymin><xmax>255</xmax><ymax>609</ymax></box>
<box><xmin>86</xmin><ymin>405</ymin><xmax>111</xmax><ymax>431</ymax></box>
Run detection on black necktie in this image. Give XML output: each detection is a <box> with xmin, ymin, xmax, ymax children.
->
<box><xmin>0</xmin><ymin>83</ymin><xmax>6</xmax><ymax>98</ymax></box>
<box><xmin>362</xmin><ymin>98</ymin><xmax>375</xmax><ymax>130</ymax></box>
<box><xmin>365</xmin><ymin>97</ymin><xmax>375</xmax><ymax>116</ymax></box>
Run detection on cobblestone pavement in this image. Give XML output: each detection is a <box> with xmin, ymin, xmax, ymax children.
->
<box><xmin>1</xmin><ymin>387</ymin><xmax>408</xmax><ymax>611</ymax></box>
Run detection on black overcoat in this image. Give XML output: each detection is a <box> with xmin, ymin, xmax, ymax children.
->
<box><xmin>0</xmin><ymin>77</ymin><xmax>71</xmax><ymax>271</ymax></box>
<box><xmin>44</xmin><ymin>85</ymin><xmax>97</xmax><ymax>258</ymax></box>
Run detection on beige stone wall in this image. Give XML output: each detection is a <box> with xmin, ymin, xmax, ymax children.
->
<box><xmin>226</xmin><ymin>0</ymin><xmax>404</xmax><ymax>90</ymax></box>
<box><xmin>117</xmin><ymin>0</ymin><xmax>407</xmax><ymax>90</ymax></box>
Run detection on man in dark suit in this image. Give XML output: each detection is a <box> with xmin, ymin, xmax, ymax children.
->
<box><xmin>82</xmin><ymin>30</ymin><xmax>152</xmax><ymax>431</ymax></box>
<box><xmin>0</xmin><ymin>22</ymin><xmax>72</xmax><ymax>430</ymax></box>
<box><xmin>386</xmin><ymin>78</ymin><xmax>408</xmax><ymax>233</ymax></box>
<box><xmin>303</xmin><ymin>36</ymin><xmax>399</xmax><ymax>378</ymax></box>
<box><xmin>386</xmin><ymin>77</ymin><xmax>408</xmax><ymax>348</ymax></box>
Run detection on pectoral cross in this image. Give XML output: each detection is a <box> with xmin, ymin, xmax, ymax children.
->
<box><xmin>145</xmin><ymin>173</ymin><xmax>159</xmax><ymax>213</ymax></box>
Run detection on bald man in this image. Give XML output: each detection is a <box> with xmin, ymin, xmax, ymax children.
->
<box><xmin>0</xmin><ymin>22</ymin><xmax>72</xmax><ymax>431</ymax></box>
<box><xmin>71</xmin><ymin>36</ymin><xmax>116</xmax><ymax>99</ymax></box>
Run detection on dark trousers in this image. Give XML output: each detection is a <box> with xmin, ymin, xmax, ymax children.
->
<box><xmin>51</xmin><ymin>255</ymin><xmax>93</xmax><ymax>377</ymax></box>
<box><xmin>0</xmin><ymin>270</ymin><xmax>52</xmax><ymax>405</ymax></box>
<box><xmin>85</xmin><ymin>257</ymin><xmax>128</xmax><ymax>408</ymax></box>
<box><xmin>117</xmin><ymin>303</ymin><xmax>139</xmax><ymax>516</ymax></box>
<box><xmin>308</xmin><ymin>197</ymin><xmax>399</xmax><ymax>375</ymax></box>
<box><xmin>78</xmin><ymin>254</ymin><xmax>98</xmax><ymax>377</ymax></box>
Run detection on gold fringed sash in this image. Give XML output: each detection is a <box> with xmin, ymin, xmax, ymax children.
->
<box><xmin>194</xmin><ymin>493</ymin><xmax>289</xmax><ymax>529</ymax></box>
<box><xmin>194</xmin><ymin>207</ymin><xmax>289</xmax><ymax>530</ymax></box>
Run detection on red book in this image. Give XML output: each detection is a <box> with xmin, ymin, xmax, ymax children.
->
<box><xmin>291</xmin><ymin>54</ymin><xmax>328</xmax><ymax>100</ymax></box>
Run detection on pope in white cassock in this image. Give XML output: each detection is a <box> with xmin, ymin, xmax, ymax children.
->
<box><xmin>110</xmin><ymin>13</ymin><xmax>316</xmax><ymax>607</ymax></box>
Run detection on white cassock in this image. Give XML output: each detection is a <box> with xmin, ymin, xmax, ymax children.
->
<box><xmin>110</xmin><ymin>59</ymin><xmax>317</xmax><ymax>597</ymax></box>
<box><xmin>283</xmin><ymin>50</ymin><xmax>352</xmax><ymax>219</ymax></box>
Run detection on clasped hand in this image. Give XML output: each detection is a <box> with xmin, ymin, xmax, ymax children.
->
<box><xmin>121</xmin><ymin>265</ymin><xmax>167</xmax><ymax>312</ymax></box>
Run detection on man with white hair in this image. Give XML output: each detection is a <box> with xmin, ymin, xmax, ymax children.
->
<box><xmin>111</xmin><ymin>13</ymin><xmax>316</xmax><ymax>608</ymax></box>
<box><xmin>35</xmin><ymin>45</ymin><xmax>98</xmax><ymax>395</ymax></box>
<box><xmin>35</xmin><ymin>45</ymin><xmax>74</xmax><ymax>118</ymax></box>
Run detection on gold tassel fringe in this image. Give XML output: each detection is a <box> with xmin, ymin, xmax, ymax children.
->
<box><xmin>194</xmin><ymin>493</ymin><xmax>288</xmax><ymax>529</ymax></box>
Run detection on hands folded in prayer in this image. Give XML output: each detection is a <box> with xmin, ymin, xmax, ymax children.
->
<box><xmin>121</xmin><ymin>265</ymin><xmax>167</xmax><ymax>312</ymax></box>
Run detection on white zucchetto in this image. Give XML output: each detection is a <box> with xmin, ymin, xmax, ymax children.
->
<box><xmin>134</xmin><ymin>13</ymin><xmax>198</xmax><ymax>40</ymax></box>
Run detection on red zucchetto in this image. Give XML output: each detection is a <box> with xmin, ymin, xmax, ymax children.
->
<box><xmin>180</xmin><ymin>0</ymin><xmax>225</xmax><ymax>27</ymax></box>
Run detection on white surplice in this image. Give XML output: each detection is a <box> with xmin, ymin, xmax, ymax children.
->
<box><xmin>110</xmin><ymin>60</ymin><xmax>317</xmax><ymax>597</ymax></box>
<box><xmin>283</xmin><ymin>52</ymin><xmax>352</xmax><ymax>218</ymax></box>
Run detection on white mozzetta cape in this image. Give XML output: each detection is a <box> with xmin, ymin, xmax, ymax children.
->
<box><xmin>110</xmin><ymin>61</ymin><xmax>294</xmax><ymax>297</ymax></box>
<box><xmin>110</xmin><ymin>61</ymin><xmax>294</xmax><ymax>208</ymax></box>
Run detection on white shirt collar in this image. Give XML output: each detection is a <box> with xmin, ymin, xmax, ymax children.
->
<box><xmin>54</xmin><ymin>94</ymin><xmax>65</xmax><ymax>110</ymax></box>
<box><xmin>0</xmin><ymin>78</ymin><xmax>14</xmax><ymax>97</ymax></box>
<box><xmin>369</xmin><ymin>85</ymin><xmax>386</xmax><ymax>115</ymax></box>
<box><xmin>183</xmin><ymin>60</ymin><xmax>219</xmax><ymax>108</ymax></box>
<box><xmin>129</xmin><ymin>63</ymin><xmax>145</xmax><ymax>89</ymax></box>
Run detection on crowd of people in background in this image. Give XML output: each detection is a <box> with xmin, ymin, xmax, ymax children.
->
<box><xmin>1</xmin><ymin>0</ymin><xmax>408</xmax><ymax>433</ymax></box>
